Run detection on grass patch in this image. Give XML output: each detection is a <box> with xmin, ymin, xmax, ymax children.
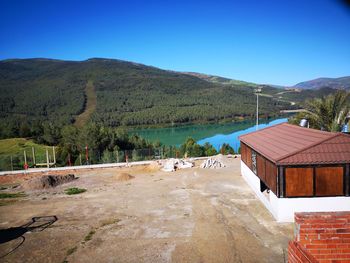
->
<box><xmin>64</xmin><ymin>188</ymin><xmax>86</xmax><ymax>195</ymax></box>
<box><xmin>66</xmin><ymin>246</ymin><xmax>77</xmax><ymax>256</ymax></box>
<box><xmin>100</xmin><ymin>218</ymin><xmax>121</xmax><ymax>227</ymax></box>
<box><xmin>0</xmin><ymin>138</ymin><xmax>48</xmax><ymax>171</ymax></box>
<box><xmin>63</xmin><ymin>245</ymin><xmax>78</xmax><ymax>262</ymax></box>
<box><xmin>0</xmin><ymin>199</ymin><xmax>18</xmax><ymax>206</ymax></box>
<box><xmin>84</xmin><ymin>230</ymin><xmax>96</xmax><ymax>242</ymax></box>
<box><xmin>0</xmin><ymin>192</ymin><xmax>26</xmax><ymax>199</ymax></box>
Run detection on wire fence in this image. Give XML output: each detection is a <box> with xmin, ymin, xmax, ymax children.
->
<box><xmin>0</xmin><ymin>147</ymin><xmax>183</xmax><ymax>172</ymax></box>
<box><xmin>0</xmin><ymin>143</ymin><xmax>240</xmax><ymax>172</ymax></box>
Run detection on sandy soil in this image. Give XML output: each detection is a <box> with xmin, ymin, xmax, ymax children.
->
<box><xmin>0</xmin><ymin>157</ymin><xmax>293</xmax><ymax>263</ymax></box>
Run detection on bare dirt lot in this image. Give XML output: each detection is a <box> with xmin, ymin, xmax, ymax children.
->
<box><xmin>0</xmin><ymin>157</ymin><xmax>293</xmax><ymax>263</ymax></box>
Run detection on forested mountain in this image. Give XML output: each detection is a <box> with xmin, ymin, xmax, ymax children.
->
<box><xmin>0</xmin><ymin>58</ymin><xmax>294</xmax><ymax>138</ymax></box>
<box><xmin>0</xmin><ymin>58</ymin><xmax>339</xmax><ymax>139</ymax></box>
<box><xmin>294</xmin><ymin>76</ymin><xmax>350</xmax><ymax>90</ymax></box>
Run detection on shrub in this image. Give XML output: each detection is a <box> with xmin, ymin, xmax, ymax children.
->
<box><xmin>64</xmin><ymin>187</ymin><xmax>86</xmax><ymax>195</ymax></box>
<box><xmin>0</xmin><ymin>192</ymin><xmax>26</xmax><ymax>199</ymax></box>
<box><xmin>220</xmin><ymin>143</ymin><xmax>235</xmax><ymax>155</ymax></box>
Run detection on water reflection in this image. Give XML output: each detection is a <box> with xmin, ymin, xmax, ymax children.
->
<box><xmin>131</xmin><ymin>118</ymin><xmax>288</xmax><ymax>151</ymax></box>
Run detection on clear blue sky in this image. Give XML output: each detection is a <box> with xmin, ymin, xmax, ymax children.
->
<box><xmin>0</xmin><ymin>0</ymin><xmax>349</xmax><ymax>86</ymax></box>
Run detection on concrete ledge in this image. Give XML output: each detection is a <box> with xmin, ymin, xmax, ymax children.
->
<box><xmin>0</xmin><ymin>161</ymin><xmax>154</xmax><ymax>176</ymax></box>
<box><xmin>0</xmin><ymin>156</ymin><xmax>214</xmax><ymax>176</ymax></box>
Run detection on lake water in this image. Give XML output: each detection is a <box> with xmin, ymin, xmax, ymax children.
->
<box><xmin>131</xmin><ymin>118</ymin><xmax>288</xmax><ymax>152</ymax></box>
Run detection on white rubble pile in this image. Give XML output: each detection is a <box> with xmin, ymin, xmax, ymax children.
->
<box><xmin>161</xmin><ymin>158</ymin><xmax>194</xmax><ymax>172</ymax></box>
<box><xmin>200</xmin><ymin>158</ymin><xmax>226</xmax><ymax>169</ymax></box>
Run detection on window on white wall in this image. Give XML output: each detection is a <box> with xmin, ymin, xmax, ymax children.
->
<box><xmin>252</xmin><ymin>150</ymin><xmax>257</xmax><ymax>174</ymax></box>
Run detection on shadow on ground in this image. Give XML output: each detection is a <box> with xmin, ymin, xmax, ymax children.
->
<box><xmin>0</xmin><ymin>216</ymin><xmax>57</xmax><ymax>258</ymax></box>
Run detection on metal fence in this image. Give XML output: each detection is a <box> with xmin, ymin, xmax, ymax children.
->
<box><xmin>0</xmin><ymin>143</ymin><xmax>240</xmax><ymax>172</ymax></box>
<box><xmin>0</xmin><ymin>147</ymin><xmax>182</xmax><ymax>172</ymax></box>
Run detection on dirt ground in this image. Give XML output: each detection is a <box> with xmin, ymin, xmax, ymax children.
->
<box><xmin>0</xmin><ymin>157</ymin><xmax>293</xmax><ymax>263</ymax></box>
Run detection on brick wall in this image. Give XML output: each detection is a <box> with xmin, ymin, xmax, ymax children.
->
<box><xmin>288</xmin><ymin>212</ymin><xmax>350</xmax><ymax>263</ymax></box>
<box><xmin>288</xmin><ymin>240</ymin><xmax>318</xmax><ymax>263</ymax></box>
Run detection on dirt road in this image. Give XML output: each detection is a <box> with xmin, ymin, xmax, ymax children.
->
<box><xmin>0</xmin><ymin>157</ymin><xmax>293</xmax><ymax>263</ymax></box>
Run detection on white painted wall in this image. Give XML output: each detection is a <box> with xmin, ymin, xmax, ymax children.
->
<box><xmin>240</xmin><ymin>161</ymin><xmax>279</xmax><ymax>219</ymax></box>
<box><xmin>241</xmin><ymin>161</ymin><xmax>350</xmax><ymax>222</ymax></box>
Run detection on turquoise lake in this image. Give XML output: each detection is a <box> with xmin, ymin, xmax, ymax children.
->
<box><xmin>131</xmin><ymin>118</ymin><xmax>288</xmax><ymax>152</ymax></box>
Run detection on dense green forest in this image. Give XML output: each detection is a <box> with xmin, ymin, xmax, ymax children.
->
<box><xmin>0</xmin><ymin>58</ymin><xmax>339</xmax><ymax>141</ymax></box>
<box><xmin>0</xmin><ymin>58</ymin><xmax>293</xmax><ymax>139</ymax></box>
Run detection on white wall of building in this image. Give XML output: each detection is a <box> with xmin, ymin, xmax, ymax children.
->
<box><xmin>241</xmin><ymin>161</ymin><xmax>350</xmax><ymax>222</ymax></box>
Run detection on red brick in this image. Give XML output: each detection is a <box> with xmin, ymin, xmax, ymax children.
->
<box><xmin>290</xmin><ymin>212</ymin><xmax>350</xmax><ymax>263</ymax></box>
<box><xmin>337</xmin><ymin>229</ymin><xmax>350</xmax><ymax>234</ymax></box>
<box><xmin>336</xmin><ymin>244</ymin><xmax>350</xmax><ymax>249</ymax></box>
<box><xmin>327</xmin><ymin>244</ymin><xmax>338</xmax><ymax>249</ymax></box>
<box><xmin>306</xmin><ymin>244</ymin><xmax>329</xmax><ymax>249</ymax></box>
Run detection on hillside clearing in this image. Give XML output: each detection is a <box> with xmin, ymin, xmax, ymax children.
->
<box><xmin>74</xmin><ymin>80</ymin><xmax>97</xmax><ymax>128</ymax></box>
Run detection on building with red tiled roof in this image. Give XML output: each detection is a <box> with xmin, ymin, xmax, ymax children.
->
<box><xmin>239</xmin><ymin>123</ymin><xmax>350</xmax><ymax>222</ymax></box>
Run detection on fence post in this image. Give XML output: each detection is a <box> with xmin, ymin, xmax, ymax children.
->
<box><xmin>68</xmin><ymin>153</ymin><xmax>72</xmax><ymax>166</ymax></box>
<box><xmin>32</xmin><ymin>147</ymin><xmax>36</xmax><ymax>167</ymax></box>
<box><xmin>10</xmin><ymin>156</ymin><xmax>13</xmax><ymax>171</ymax></box>
<box><xmin>46</xmin><ymin>148</ymin><xmax>49</xmax><ymax>168</ymax></box>
<box><xmin>85</xmin><ymin>145</ymin><xmax>89</xmax><ymax>165</ymax></box>
<box><xmin>24</xmin><ymin>150</ymin><xmax>28</xmax><ymax>170</ymax></box>
<box><xmin>53</xmin><ymin>146</ymin><xmax>56</xmax><ymax>166</ymax></box>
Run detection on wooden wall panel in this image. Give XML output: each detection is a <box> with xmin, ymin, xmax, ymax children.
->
<box><xmin>257</xmin><ymin>154</ymin><xmax>266</xmax><ymax>182</ymax></box>
<box><xmin>265</xmin><ymin>160</ymin><xmax>277</xmax><ymax>194</ymax></box>
<box><xmin>316</xmin><ymin>167</ymin><xmax>344</xmax><ymax>196</ymax></box>
<box><xmin>346</xmin><ymin>164</ymin><xmax>350</xmax><ymax>196</ymax></box>
<box><xmin>240</xmin><ymin>143</ymin><xmax>247</xmax><ymax>164</ymax></box>
<box><xmin>285</xmin><ymin>168</ymin><xmax>313</xmax><ymax>197</ymax></box>
<box><xmin>246</xmin><ymin>146</ymin><xmax>252</xmax><ymax>170</ymax></box>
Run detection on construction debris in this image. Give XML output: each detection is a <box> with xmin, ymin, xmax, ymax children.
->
<box><xmin>161</xmin><ymin>159</ymin><xmax>194</xmax><ymax>172</ymax></box>
<box><xmin>200</xmin><ymin>158</ymin><xmax>226</xmax><ymax>169</ymax></box>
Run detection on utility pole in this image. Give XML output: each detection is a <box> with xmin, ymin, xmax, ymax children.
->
<box><xmin>255</xmin><ymin>87</ymin><xmax>262</xmax><ymax>131</ymax></box>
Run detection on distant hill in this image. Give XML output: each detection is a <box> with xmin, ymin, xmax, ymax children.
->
<box><xmin>182</xmin><ymin>72</ymin><xmax>258</xmax><ymax>87</ymax></box>
<box><xmin>0</xmin><ymin>58</ymin><xmax>341</xmax><ymax>139</ymax></box>
<box><xmin>294</xmin><ymin>76</ymin><xmax>350</xmax><ymax>90</ymax></box>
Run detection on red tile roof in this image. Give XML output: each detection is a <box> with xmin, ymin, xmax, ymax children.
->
<box><xmin>239</xmin><ymin>123</ymin><xmax>350</xmax><ymax>165</ymax></box>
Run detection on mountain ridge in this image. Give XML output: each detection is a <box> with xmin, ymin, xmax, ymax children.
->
<box><xmin>294</xmin><ymin>76</ymin><xmax>350</xmax><ymax>90</ymax></box>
